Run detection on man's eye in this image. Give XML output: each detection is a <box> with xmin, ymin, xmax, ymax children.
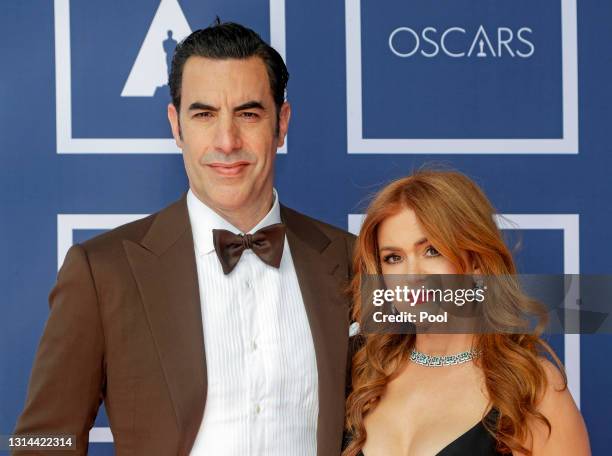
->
<box><xmin>424</xmin><ymin>246</ymin><xmax>440</xmax><ymax>257</ymax></box>
<box><xmin>194</xmin><ymin>112</ymin><xmax>213</xmax><ymax>118</ymax></box>
<box><xmin>383</xmin><ymin>254</ymin><xmax>402</xmax><ymax>264</ymax></box>
<box><xmin>240</xmin><ymin>112</ymin><xmax>259</xmax><ymax>119</ymax></box>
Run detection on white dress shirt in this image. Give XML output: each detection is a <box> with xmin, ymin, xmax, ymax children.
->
<box><xmin>187</xmin><ymin>188</ymin><xmax>319</xmax><ymax>456</ymax></box>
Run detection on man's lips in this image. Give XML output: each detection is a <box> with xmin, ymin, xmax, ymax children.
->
<box><xmin>207</xmin><ymin>162</ymin><xmax>250</xmax><ymax>176</ymax></box>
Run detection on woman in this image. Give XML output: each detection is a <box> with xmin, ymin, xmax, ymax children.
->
<box><xmin>344</xmin><ymin>170</ymin><xmax>590</xmax><ymax>455</ymax></box>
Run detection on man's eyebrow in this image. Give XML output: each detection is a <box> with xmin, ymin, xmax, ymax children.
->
<box><xmin>234</xmin><ymin>100</ymin><xmax>265</xmax><ymax>111</ymax></box>
<box><xmin>188</xmin><ymin>102</ymin><xmax>218</xmax><ymax>111</ymax></box>
<box><xmin>187</xmin><ymin>101</ymin><xmax>265</xmax><ymax>112</ymax></box>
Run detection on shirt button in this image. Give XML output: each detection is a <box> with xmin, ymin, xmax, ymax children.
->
<box><xmin>251</xmin><ymin>341</ymin><xmax>258</xmax><ymax>352</ymax></box>
<box><xmin>255</xmin><ymin>404</ymin><xmax>261</xmax><ymax>414</ymax></box>
<box><xmin>245</xmin><ymin>280</ymin><xmax>252</xmax><ymax>289</ymax></box>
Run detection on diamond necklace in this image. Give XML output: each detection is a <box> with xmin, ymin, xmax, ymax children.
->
<box><xmin>410</xmin><ymin>347</ymin><xmax>482</xmax><ymax>367</ymax></box>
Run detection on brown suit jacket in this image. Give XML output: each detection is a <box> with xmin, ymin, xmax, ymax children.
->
<box><xmin>14</xmin><ymin>193</ymin><xmax>356</xmax><ymax>456</ymax></box>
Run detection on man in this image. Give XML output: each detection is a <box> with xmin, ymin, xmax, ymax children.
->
<box><xmin>14</xmin><ymin>21</ymin><xmax>355</xmax><ymax>455</ymax></box>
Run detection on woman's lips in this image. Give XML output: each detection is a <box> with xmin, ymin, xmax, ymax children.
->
<box><xmin>412</xmin><ymin>296</ymin><xmax>426</xmax><ymax>306</ymax></box>
<box><xmin>207</xmin><ymin>162</ymin><xmax>250</xmax><ymax>176</ymax></box>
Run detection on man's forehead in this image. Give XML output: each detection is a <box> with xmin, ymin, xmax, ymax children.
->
<box><xmin>181</xmin><ymin>55</ymin><xmax>272</xmax><ymax>104</ymax></box>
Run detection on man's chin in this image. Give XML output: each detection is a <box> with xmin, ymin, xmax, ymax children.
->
<box><xmin>196</xmin><ymin>188</ymin><xmax>252</xmax><ymax>211</ymax></box>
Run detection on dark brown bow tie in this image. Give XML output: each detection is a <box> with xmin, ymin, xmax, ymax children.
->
<box><xmin>212</xmin><ymin>223</ymin><xmax>286</xmax><ymax>275</ymax></box>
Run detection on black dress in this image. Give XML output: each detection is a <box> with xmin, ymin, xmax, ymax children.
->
<box><xmin>348</xmin><ymin>407</ymin><xmax>504</xmax><ymax>456</ymax></box>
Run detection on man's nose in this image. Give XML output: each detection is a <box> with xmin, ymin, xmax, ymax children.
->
<box><xmin>213</xmin><ymin>115</ymin><xmax>242</xmax><ymax>153</ymax></box>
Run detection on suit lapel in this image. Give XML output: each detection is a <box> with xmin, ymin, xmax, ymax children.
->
<box><xmin>123</xmin><ymin>194</ymin><xmax>206</xmax><ymax>455</ymax></box>
<box><xmin>281</xmin><ymin>206</ymin><xmax>350</xmax><ymax>456</ymax></box>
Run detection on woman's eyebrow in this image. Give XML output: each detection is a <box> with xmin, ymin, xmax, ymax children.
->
<box><xmin>379</xmin><ymin>238</ymin><xmax>428</xmax><ymax>251</ymax></box>
<box><xmin>413</xmin><ymin>237</ymin><xmax>428</xmax><ymax>247</ymax></box>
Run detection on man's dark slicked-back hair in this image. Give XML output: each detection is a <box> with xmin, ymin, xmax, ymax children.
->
<box><xmin>168</xmin><ymin>19</ymin><xmax>289</xmax><ymax>128</ymax></box>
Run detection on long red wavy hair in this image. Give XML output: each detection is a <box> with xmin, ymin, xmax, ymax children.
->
<box><xmin>344</xmin><ymin>170</ymin><xmax>566</xmax><ymax>456</ymax></box>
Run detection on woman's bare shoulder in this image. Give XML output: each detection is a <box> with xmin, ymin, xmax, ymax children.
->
<box><xmin>523</xmin><ymin>357</ymin><xmax>591</xmax><ymax>456</ymax></box>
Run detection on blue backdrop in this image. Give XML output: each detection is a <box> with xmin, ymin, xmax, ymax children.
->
<box><xmin>1</xmin><ymin>0</ymin><xmax>610</xmax><ymax>454</ymax></box>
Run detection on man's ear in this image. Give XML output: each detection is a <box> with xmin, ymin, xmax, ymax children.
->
<box><xmin>167</xmin><ymin>103</ymin><xmax>183</xmax><ymax>148</ymax></box>
<box><xmin>276</xmin><ymin>101</ymin><xmax>291</xmax><ymax>148</ymax></box>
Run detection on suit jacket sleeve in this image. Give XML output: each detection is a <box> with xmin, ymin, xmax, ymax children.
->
<box><xmin>13</xmin><ymin>244</ymin><xmax>106</xmax><ymax>455</ymax></box>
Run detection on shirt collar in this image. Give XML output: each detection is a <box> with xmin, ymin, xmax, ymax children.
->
<box><xmin>186</xmin><ymin>188</ymin><xmax>282</xmax><ymax>256</ymax></box>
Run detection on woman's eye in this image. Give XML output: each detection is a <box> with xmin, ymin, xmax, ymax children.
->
<box><xmin>424</xmin><ymin>246</ymin><xmax>440</xmax><ymax>257</ymax></box>
<box><xmin>383</xmin><ymin>254</ymin><xmax>402</xmax><ymax>264</ymax></box>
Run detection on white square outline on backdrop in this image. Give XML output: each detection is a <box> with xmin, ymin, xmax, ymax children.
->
<box><xmin>345</xmin><ymin>0</ymin><xmax>579</xmax><ymax>154</ymax></box>
<box><xmin>54</xmin><ymin>0</ymin><xmax>287</xmax><ymax>154</ymax></box>
<box><xmin>348</xmin><ymin>213</ymin><xmax>581</xmax><ymax>407</ymax></box>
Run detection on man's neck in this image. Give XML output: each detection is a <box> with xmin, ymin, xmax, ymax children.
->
<box><xmin>218</xmin><ymin>199</ymin><xmax>274</xmax><ymax>233</ymax></box>
<box><xmin>192</xmin><ymin>188</ymin><xmax>275</xmax><ymax>233</ymax></box>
